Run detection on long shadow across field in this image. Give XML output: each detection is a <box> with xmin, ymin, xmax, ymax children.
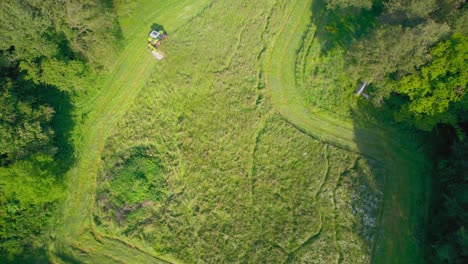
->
<box><xmin>267</xmin><ymin>0</ymin><xmax>431</xmax><ymax>262</ymax></box>
<box><xmin>350</xmin><ymin>102</ymin><xmax>431</xmax><ymax>264</ymax></box>
<box><xmin>41</xmin><ymin>87</ymin><xmax>75</xmax><ymax>173</ymax></box>
<box><xmin>309</xmin><ymin>0</ymin><xmax>381</xmax><ymax>54</ymax></box>
<box><xmin>308</xmin><ymin>4</ymin><xmax>431</xmax><ymax>262</ymax></box>
<box><xmin>310</xmin><ymin>1</ymin><xmax>434</xmax><ymax>260</ymax></box>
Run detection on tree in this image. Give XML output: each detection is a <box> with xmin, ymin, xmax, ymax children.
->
<box><xmin>326</xmin><ymin>0</ymin><xmax>374</xmax><ymax>9</ymax></box>
<box><xmin>384</xmin><ymin>0</ymin><xmax>437</xmax><ymax>19</ymax></box>
<box><xmin>0</xmin><ymin>154</ymin><xmax>64</xmax><ymax>261</ymax></box>
<box><xmin>0</xmin><ymin>0</ymin><xmax>120</xmax><ymax>94</ymax></box>
<box><xmin>346</xmin><ymin>20</ymin><xmax>450</xmax><ymax>103</ymax></box>
<box><xmin>0</xmin><ymin>0</ymin><xmax>122</xmax><ymax>261</ymax></box>
<box><xmin>58</xmin><ymin>0</ymin><xmax>120</xmax><ymax>68</ymax></box>
<box><xmin>0</xmin><ymin>0</ymin><xmax>58</xmax><ymax>60</ymax></box>
<box><xmin>429</xmin><ymin>141</ymin><xmax>468</xmax><ymax>263</ymax></box>
<box><xmin>0</xmin><ymin>56</ymin><xmax>55</xmax><ymax>163</ymax></box>
<box><xmin>20</xmin><ymin>58</ymin><xmax>96</xmax><ymax>93</ymax></box>
<box><xmin>393</xmin><ymin>33</ymin><xmax>467</xmax><ymax>130</ymax></box>
<box><xmin>0</xmin><ymin>193</ymin><xmax>55</xmax><ymax>262</ymax></box>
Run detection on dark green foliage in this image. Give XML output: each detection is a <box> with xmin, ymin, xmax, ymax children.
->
<box><xmin>330</xmin><ymin>3</ymin><xmax>467</xmax><ymax>260</ymax></box>
<box><xmin>429</xmin><ymin>139</ymin><xmax>468</xmax><ymax>263</ymax></box>
<box><xmin>0</xmin><ymin>0</ymin><xmax>120</xmax><ymax>94</ymax></box>
<box><xmin>312</xmin><ymin>0</ymin><xmax>381</xmax><ymax>52</ymax></box>
<box><xmin>0</xmin><ymin>154</ymin><xmax>65</xmax><ymax>205</ymax></box>
<box><xmin>302</xmin><ymin>0</ymin><xmax>383</xmax><ymax>119</ymax></box>
<box><xmin>95</xmin><ymin>153</ymin><xmax>166</xmax><ymax>231</ymax></box>
<box><xmin>0</xmin><ymin>154</ymin><xmax>64</xmax><ymax>262</ymax></box>
<box><xmin>393</xmin><ymin>34</ymin><xmax>467</xmax><ymax>130</ymax></box>
<box><xmin>347</xmin><ymin>21</ymin><xmax>450</xmax><ymax>102</ymax></box>
<box><xmin>0</xmin><ymin>193</ymin><xmax>54</xmax><ymax>263</ymax></box>
<box><xmin>312</xmin><ymin>2</ymin><xmax>467</xmax><ymax>261</ymax></box>
<box><xmin>21</xmin><ymin>58</ymin><xmax>97</xmax><ymax>93</ymax></box>
<box><xmin>0</xmin><ymin>0</ymin><xmax>58</xmax><ymax>60</ymax></box>
<box><xmin>343</xmin><ymin>0</ymin><xmax>467</xmax><ymax>130</ymax></box>
<box><xmin>383</xmin><ymin>0</ymin><xmax>437</xmax><ymax>20</ymax></box>
<box><xmin>0</xmin><ymin>0</ymin><xmax>122</xmax><ymax>261</ymax></box>
<box><xmin>0</xmin><ymin>56</ymin><xmax>55</xmax><ymax>163</ymax></box>
<box><xmin>0</xmin><ymin>0</ymin><xmax>120</xmax><ymax>67</ymax></box>
<box><xmin>326</xmin><ymin>0</ymin><xmax>374</xmax><ymax>9</ymax></box>
<box><xmin>104</xmin><ymin>156</ymin><xmax>165</xmax><ymax>207</ymax></box>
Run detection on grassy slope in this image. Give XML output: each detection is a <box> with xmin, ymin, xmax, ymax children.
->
<box><xmin>264</xmin><ymin>0</ymin><xmax>430</xmax><ymax>263</ymax></box>
<box><xmin>48</xmin><ymin>0</ymin><xmax>429</xmax><ymax>262</ymax></box>
<box><xmin>92</xmin><ymin>0</ymin><xmax>384</xmax><ymax>262</ymax></box>
<box><xmin>49</xmin><ymin>0</ymin><xmax>212</xmax><ymax>263</ymax></box>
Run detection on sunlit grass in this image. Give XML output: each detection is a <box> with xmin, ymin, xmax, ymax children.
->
<box><xmin>92</xmin><ymin>0</ymin><xmax>384</xmax><ymax>262</ymax></box>
<box><xmin>51</xmin><ymin>0</ymin><xmax>429</xmax><ymax>263</ymax></box>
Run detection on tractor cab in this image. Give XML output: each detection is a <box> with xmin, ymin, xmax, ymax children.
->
<box><xmin>147</xmin><ymin>29</ymin><xmax>167</xmax><ymax>60</ymax></box>
<box><xmin>149</xmin><ymin>30</ymin><xmax>167</xmax><ymax>40</ymax></box>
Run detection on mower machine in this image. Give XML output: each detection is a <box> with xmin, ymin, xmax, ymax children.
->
<box><xmin>147</xmin><ymin>30</ymin><xmax>167</xmax><ymax>60</ymax></box>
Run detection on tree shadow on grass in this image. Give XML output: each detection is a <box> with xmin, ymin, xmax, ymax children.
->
<box><xmin>0</xmin><ymin>82</ymin><xmax>76</xmax><ymax>263</ymax></box>
<box><xmin>309</xmin><ymin>0</ymin><xmax>382</xmax><ymax>54</ymax></box>
<box><xmin>302</xmin><ymin>2</ymin><xmax>431</xmax><ymax>258</ymax></box>
<box><xmin>150</xmin><ymin>23</ymin><xmax>168</xmax><ymax>34</ymax></box>
<box><xmin>39</xmin><ymin>86</ymin><xmax>75</xmax><ymax>174</ymax></box>
<box><xmin>350</xmin><ymin>99</ymin><xmax>431</xmax><ymax>262</ymax></box>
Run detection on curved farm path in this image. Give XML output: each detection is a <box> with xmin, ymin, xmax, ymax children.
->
<box><xmin>264</xmin><ymin>0</ymin><xmax>429</xmax><ymax>263</ymax></box>
<box><xmin>49</xmin><ymin>0</ymin><xmax>428</xmax><ymax>263</ymax></box>
<box><xmin>49</xmin><ymin>1</ymin><xmax>212</xmax><ymax>263</ymax></box>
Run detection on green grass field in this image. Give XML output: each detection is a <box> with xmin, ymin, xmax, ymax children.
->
<box><xmin>49</xmin><ymin>0</ymin><xmax>429</xmax><ymax>263</ymax></box>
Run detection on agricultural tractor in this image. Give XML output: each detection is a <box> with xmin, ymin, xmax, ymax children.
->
<box><xmin>147</xmin><ymin>30</ymin><xmax>167</xmax><ymax>60</ymax></box>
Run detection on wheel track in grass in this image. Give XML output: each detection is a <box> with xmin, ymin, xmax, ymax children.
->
<box><xmin>333</xmin><ymin>166</ymin><xmax>344</xmax><ymax>264</ymax></box>
<box><xmin>294</xmin><ymin>18</ymin><xmax>317</xmax><ymax>88</ymax></box>
<box><xmin>253</xmin><ymin>0</ymin><xmax>277</xmax><ymax>108</ymax></box>
<box><xmin>49</xmin><ymin>0</ymin><xmax>213</xmax><ymax>263</ymax></box>
<box><xmin>263</xmin><ymin>0</ymin><xmax>429</xmax><ymax>262</ymax></box>
<box><xmin>285</xmin><ymin>214</ymin><xmax>323</xmax><ymax>262</ymax></box>
<box><xmin>247</xmin><ymin>112</ymin><xmax>271</xmax><ymax>217</ymax></box>
<box><xmin>215</xmin><ymin>23</ymin><xmax>247</xmax><ymax>73</ymax></box>
<box><xmin>247</xmin><ymin>1</ymin><xmax>278</xmax><ymax>208</ymax></box>
<box><xmin>315</xmin><ymin>144</ymin><xmax>330</xmax><ymax>201</ymax></box>
<box><xmin>257</xmin><ymin>0</ymin><xmax>335</xmax><ymax>259</ymax></box>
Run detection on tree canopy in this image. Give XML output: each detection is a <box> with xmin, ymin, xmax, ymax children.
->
<box><xmin>325</xmin><ymin>0</ymin><xmax>373</xmax><ymax>9</ymax></box>
<box><xmin>0</xmin><ymin>0</ymin><xmax>122</xmax><ymax>261</ymax></box>
<box><xmin>325</xmin><ymin>2</ymin><xmax>467</xmax><ymax>261</ymax></box>
<box><xmin>0</xmin><ymin>57</ymin><xmax>55</xmax><ymax>163</ymax></box>
<box><xmin>341</xmin><ymin>0</ymin><xmax>467</xmax><ymax>130</ymax></box>
<box><xmin>394</xmin><ymin>33</ymin><xmax>467</xmax><ymax>130</ymax></box>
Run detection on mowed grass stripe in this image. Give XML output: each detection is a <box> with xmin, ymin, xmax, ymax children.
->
<box><xmin>264</xmin><ymin>0</ymin><xmax>362</xmax><ymax>155</ymax></box>
<box><xmin>52</xmin><ymin>0</ymin><xmax>212</xmax><ymax>262</ymax></box>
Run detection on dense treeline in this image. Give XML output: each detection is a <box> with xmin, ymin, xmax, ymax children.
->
<box><xmin>0</xmin><ymin>0</ymin><xmax>122</xmax><ymax>261</ymax></box>
<box><xmin>431</xmin><ymin>136</ymin><xmax>468</xmax><ymax>263</ymax></box>
<box><xmin>0</xmin><ymin>51</ymin><xmax>66</xmax><ymax>262</ymax></box>
<box><xmin>0</xmin><ymin>57</ymin><xmax>55</xmax><ymax>164</ymax></box>
<box><xmin>325</xmin><ymin>0</ymin><xmax>467</xmax><ymax>262</ymax></box>
<box><xmin>0</xmin><ymin>0</ymin><xmax>120</xmax><ymax>68</ymax></box>
<box><xmin>334</xmin><ymin>0</ymin><xmax>467</xmax><ymax>131</ymax></box>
